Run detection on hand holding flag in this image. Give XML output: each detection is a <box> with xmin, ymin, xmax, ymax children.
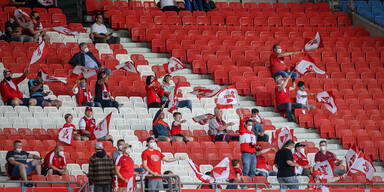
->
<box><xmin>304</xmin><ymin>32</ymin><xmax>323</xmax><ymax>51</ymax></box>
<box><xmin>163</xmin><ymin>57</ymin><xmax>188</xmax><ymax>74</ymax></box>
<box><xmin>93</xmin><ymin>112</ymin><xmax>112</xmax><ymax>139</ymax></box>
<box><xmin>295</xmin><ymin>54</ymin><xmax>325</xmax><ymax>76</ymax></box>
<box><xmin>190</xmin><ymin>85</ymin><xmax>221</xmax><ymax>98</ymax></box>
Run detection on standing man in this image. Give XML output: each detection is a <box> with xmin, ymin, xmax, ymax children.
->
<box><xmin>112</xmin><ymin>139</ymin><xmax>126</xmax><ymax>162</ymax></box>
<box><xmin>208</xmin><ymin>107</ymin><xmax>236</xmax><ymax>142</ymax></box>
<box><xmin>115</xmin><ymin>144</ymin><xmax>134</xmax><ymax>192</ymax></box>
<box><xmin>42</xmin><ymin>144</ymin><xmax>68</xmax><ymax>176</ymax></box>
<box><xmin>88</xmin><ymin>142</ymin><xmax>115</xmax><ymax>192</ymax></box>
<box><xmin>142</xmin><ymin>137</ymin><xmax>184</xmax><ymax>192</ymax></box>
<box><xmin>238</xmin><ymin>111</ymin><xmax>257</xmax><ymax>178</ymax></box>
<box><xmin>91</xmin><ymin>14</ymin><xmax>120</xmax><ymax>44</ymax></box>
<box><xmin>28</xmin><ymin>71</ymin><xmax>62</xmax><ymax>107</ymax></box>
<box><xmin>270</xmin><ymin>44</ymin><xmax>302</xmax><ymax>82</ymax></box>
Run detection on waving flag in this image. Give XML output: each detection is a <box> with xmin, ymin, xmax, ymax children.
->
<box><xmin>40</xmin><ymin>70</ymin><xmax>67</xmax><ymax>84</ymax></box>
<box><xmin>271</xmin><ymin>126</ymin><xmax>294</xmax><ymax>149</ymax></box>
<box><xmin>211</xmin><ymin>157</ymin><xmax>236</xmax><ymax>181</ymax></box>
<box><xmin>30</xmin><ymin>40</ymin><xmax>48</xmax><ymax>65</ymax></box>
<box><xmin>316</xmin><ymin>91</ymin><xmax>337</xmax><ymax>114</ymax></box>
<box><xmin>163</xmin><ymin>57</ymin><xmax>187</xmax><ymax>73</ymax></box>
<box><xmin>295</xmin><ymin>54</ymin><xmax>325</xmax><ymax>75</ymax></box>
<box><xmin>37</xmin><ymin>0</ymin><xmax>54</xmax><ymax>6</ymax></box>
<box><xmin>190</xmin><ymin>85</ymin><xmax>221</xmax><ymax>98</ymax></box>
<box><xmin>192</xmin><ymin>113</ymin><xmax>216</xmax><ymax>125</ymax></box>
<box><xmin>72</xmin><ymin>65</ymin><xmax>102</xmax><ymax>78</ymax></box>
<box><xmin>93</xmin><ymin>112</ymin><xmax>112</xmax><ymax>139</ymax></box>
<box><xmin>305</xmin><ymin>32</ymin><xmax>323</xmax><ymax>51</ymax></box>
<box><xmin>14</xmin><ymin>9</ymin><xmax>34</xmax><ymax>29</ymax></box>
<box><xmin>168</xmin><ymin>83</ymin><xmax>180</xmax><ymax>113</ymax></box>
<box><xmin>187</xmin><ymin>158</ymin><xmax>215</xmax><ymax>183</ymax></box>
<box><xmin>350</xmin><ymin>152</ymin><xmax>376</xmax><ymax>181</ymax></box>
<box><xmin>50</xmin><ymin>26</ymin><xmax>79</xmax><ymax>36</ymax></box>
<box><xmin>58</xmin><ymin>126</ymin><xmax>73</xmax><ymax>145</ymax></box>
<box><xmin>115</xmin><ymin>61</ymin><xmax>138</xmax><ymax>74</ymax></box>
<box><xmin>314</xmin><ymin>160</ymin><xmax>335</xmax><ymax>178</ymax></box>
<box><xmin>215</xmin><ymin>86</ymin><xmax>239</xmax><ymax>109</ymax></box>
<box><xmin>345</xmin><ymin>144</ymin><xmax>359</xmax><ymax>173</ymax></box>
<box><xmin>125</xmin><ymin>176</ymin><xmax>134</xmax><ymax>192</ymax></box>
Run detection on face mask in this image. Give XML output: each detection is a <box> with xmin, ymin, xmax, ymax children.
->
<box><xmin>35</xmin><ymin>16</ymin><xmax>40</xmax><ymax>21</ymax></box>
<box><xmin>300</xmin><ymin>87</ymin><xmax>305</xmax><ymax>91</ymax></box>
<box><xmin>118</xmin><ymin>145</ymin><xmax>124</xmax><ymax>151</ymax></box>
<box><xmin>58</xmin><ymin>151</ymin><xmax>64</xmax><ymax>157</ymax></box>
<box><xmin>320</xmin><ymin>146</ymin><xmax>327</xmax><ymax>151</ymax></box>
<box><xmin>15</xmin><ymin>148</ymin><xmax>22</xmax><ymax>153</ymax></box>
<box><xmin>149</xmin><ymin>142</ymin><xmax>157</xmax><ymax>149</ymax></box>
<box><xmin>299</xmin><ymin>148</ymin><xmax>305</xmax><ymax>154</ymax></box>
<box><xmin>84</xmin><ymin>48</ymin><xmax>89</xmax><ymax>53</ymax></box>
<box><xmin>247</xmin><ymin>125</ymin><xmax>252</xmax><ymax>131</ymax></box>
<box><xmin>81</xmin><ymin>83</ymin><xmax>86</xmax><ymax>88</ymax></box>
<box><xmin>277</xmin><ymin>48</ymin><xmax>282</xmax><ymax>54</ymax></box>
<box><xmin>5</xmin><ymin>76</ymin><xmax>11</xmax><ymax>81</ymax></box>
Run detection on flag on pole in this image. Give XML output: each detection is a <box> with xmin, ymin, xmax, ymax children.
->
<box><xmin>30</xmin><ymin>40</ymin><xmax>48</xmax><ymax>65</ymax></box>
<box><xmin>93</xmin><ymin>112</ymin><xmax>112</xmax><ymax>139</ymax></box>
<box><xmin>58</xmin><ymin>126</ymin><xmax>74</xmax><ymax>145</ymax></box>
<box><xmin>350</xmin><ymin>152</ymin><xmax>376</xmax><ymax>181</ymax></box>
<box><xmin>14</xmin><ymin>9</ymin><xmax>34</xmax><ymax>29</ymax></box>
<box><xmin>190</xmin><ymin>85</ymin><xmax>221</xmax><ymax>98</ymax></box>
<box><xmin>125</xmin><ymin>176</ymin><xmax>134</xmax><ymax>192</ymax></box>
<box><xmin>271</xmin><ymin>126</ymin><xmax>294</xmax><ymax>149</ymax></box>
<box><xmin>192</xmin><ymin>113</ymin><xmax>216</xmax><ymax>125</ymax></box>
<box><xmin>187</xmin><ymin>158</ymin><xmax>215</xmax><ymax>183</ymax></box>
<box><xmin>168</xmin><ymin>83</ymin><xmax>180</xmax><ymax>113</ymax></box>
<box><xmin>295</xmin><ymin>54</ymin><xmax>325</xmax><ymax>76</ymax></box>
<box><xmin>304</xmin><ymin>32</ymin><xmax>323</xmax><ymax>51</ymax></box>
<box><xmin>215</xmin><ymin>86</ymin><xmax>239</xmax><ymax>109</ymax></box>
<box><xmin>37</xmin><ymin>0</ymin><xmax>54</xmax><ymax>6</ymax></box>
<box><xmin>72</xmin><ymin>65</ymin><xmax>102</xmax><ymax>78</ymax></box>
<box><xmin>163</xmin><ymin>57</ymin><xmax>187</xmax><ymax>73</ymax></box>
<box><xmin>316</xmin><ymin>91</ymin><xmax>337</xmax><ymax>114</ymax></box>
<box><xmin>115</xmin><ymin>61</ymin><xmax>138</xmax><ymax>74</ymax></box>
<box><xmin>40</xmin><ymin>70</ymin><xmax>67</xmax><ymax>84</ymax></box>
<box><xmin>211</xmin><ymin>157</ymin><xmax>236</xmax><ymax>181</ymax></box>
<box><xmin>49</xmin><ymin>26</ymin><xmax>79</xmax><ymax>36</ymax></box>
<box><xmin>345</xmin><ymin>144</ymin><xmax>359</xmax><ymax>173</ymax></box>
<box><xmin>313</xmin><ymin>160</ymin><xmax>335</xmax><ymax>178</ymax></box>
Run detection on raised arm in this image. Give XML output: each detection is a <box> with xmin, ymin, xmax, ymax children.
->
<box><xmin>277</xmin><ymin>73</ymin><xmax>292</xmax><ymax>92</ymax></box>
<box><xmin>277</xmin><ymin>50</ymin><xmax>303</xmax><ymax>58</ymax></box>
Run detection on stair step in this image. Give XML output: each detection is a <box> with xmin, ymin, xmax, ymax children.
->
<box><xmin>122</xmin><ymin>42</ymin><xmax>147</xmax><ymax>48</ymax></box>
<box><xmin>126</xmin><ymin>48</ymin><xmax>153</xmax><ymax>53</ymax></box>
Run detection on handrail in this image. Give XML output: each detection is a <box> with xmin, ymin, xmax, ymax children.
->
<box><xmin>136</xmin><ymin>174</ymin><xmax>182</xmax><ymax>192</ymax></box>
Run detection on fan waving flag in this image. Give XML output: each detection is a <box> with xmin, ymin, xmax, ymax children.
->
<box><xmin>30</xmin><ymin>40</ymin><xmax>48</xmax><ymax>65</ymax></box>
<box><xmin>187</xmin><ymin>158</ymin><xmax>215</xmax><ymax>183</ymax></box>
<box><xmin>115</xmin><ymin>61</ymin><xmax>138</xmax><ymax>74</ymax></box>
<box><xmin>163</xmin><ymin>57</ymin><xmax>187</xmax><ymax>73</ymax></box>
<box><xmin>295</xmin><ymin>54</ymin><xmax>325</xmax><ymax>76</ymax></box>
<box><xmin>40</xmin><ymin>70</ymin><xmax>67</xmax><ymax>84</ymax></box>
<box><xmin>14</xmin><ymin>9</ymin><xmax>34</xmax><ymax>29</ymax></box>
<box><xmin>313</xmin><ymin>160</ymin><xmax>335</xmax><ymax>178</ymax></box>
<box><xmin>168</xmin><ymin>83</ymin><xmax>180</xmax><ymax>113</ymax></box>
<box><xmin>58</xmin><ymin>126</ymin><xmax>74</xmax><ymax>145</ymax></box>
<box><xmin>271</xmin><ymin>127</ymin><xmax>294</xmax><ymax>149</ymax></box>
<box><xmin>350</xmin><ymin>152</ymin><xmax>376</xmax><ymax>181</ymax></box>
<box><xmin>192</xmin><ymin>113</ymin><xmax>216</xmax><ymax>125</ymax></box>
<box><xmin>215</xmin><ymin>86</ymin><xmax>239</xmax><ymax>109</ymax></box>
<box><xmin>93</xmin><ymin>112</ymin><xmax>112</xmax><ymax>139</ymax></box>
<box><xmin>317</xmin><ymin>91</ymin><xmax>337</xmax><ymax>114</ymax></box>
<box><xmin>37</xmin><ymin>0</ymin><xmax>54</xmax><ymax>6</ymax></box>
<box><xmin>50</xmin><ymin>26</ymin><xmax>79</xmax><ymax>36</ymax></box>
<box><xmin>305</xmin><ymin>32</ymin><xmax>323</xmax><ymax>51</ymax></box>
<box><xmin>345</xmin><ymin>144</ymin><xmax>359</xmax><ymax>173</ymax></box>
<box><xmin>72</xmin><ymin>65</ymin><xmax>102</xmax><ymax>78</ymax></box>
<box><xmin>190</xmin><ymin>85</ymin><xmax>221</xmax><ymax>98</ymax></box>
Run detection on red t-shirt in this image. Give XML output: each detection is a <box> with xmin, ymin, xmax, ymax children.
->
<box><xmin>171</xmin><ymin>121</ymin><xmax>181</xmax><ymax>135</ymax></box>
<box><xmin>115</xmin><ymin>154</ymin><xmax>134</xmax><ymax>187</ymax></box>
<box><xmin>270</xmin><ymin>52</ymin><xmax>286</xmax><ymax>74</ymax></box>
<box><xmin>43</xmin><ymin>151</ymin><xmax>66</xmax><ymax>169</ymax></box>
<box><xmin>256</xmin><ymin>155</ymin><xmax>268</xmax><ymax>170</ymax></box>
<box><xmin>145</xmin><ymin>80</ymin><xmax>163</xmax><ymax>105</ymax></box>
<box><xmin>141</xmin><ymin>149</ymin><xmax>165</xmax><ymax>178</ymax></box>
<box><xmin>275</xmin><ymin>87</ymin><xmax>291</xmax><ymax>106</ymax></box>
<box><xmin>0</xmin><ymin>74</ymin><xmax>26</xmax><ymax>103</ymax></box>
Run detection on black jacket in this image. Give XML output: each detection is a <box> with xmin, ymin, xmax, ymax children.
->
<box><xmin>69</xmin><ymin>52</ymin><xmax>101</xmax><ymax>68</ymax></box>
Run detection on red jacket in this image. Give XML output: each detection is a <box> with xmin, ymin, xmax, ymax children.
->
<box><xmin>0</xmin><ymin>74</ymin><xmax>26</xmax><ymax>104</ymax></box>
<box><xmin>145</xmin><ymin>79</ymin><xmax>163</xmax><ymax>105</ymax></box>
<box><xmin>239</xmin><ymin>117</ymin><xmax>257</xmax><ymax>154</ymax></box>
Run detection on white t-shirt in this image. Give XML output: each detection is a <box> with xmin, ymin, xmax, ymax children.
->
<box><xmin>91</xmin><ymin>23</ymin><xmax>108</xmax><ymax>35</ymax></box>
<box><xmin>161</xmin><ymin>0</ymin><xmax>175</xmax><ymax>9</ymax></box>
<box><xmin>296</xmin><ymin>90</ymin><xmax>307</xmax><ymax>105</ymax></box>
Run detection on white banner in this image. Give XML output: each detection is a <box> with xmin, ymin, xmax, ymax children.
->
<box><xmin>350</xmin><ymin>153</ymin><xmax>376</xmax><ymax>181</ymax></box>
<box><xmin>272</xmin><ymin>126</ymin><xmax>294</xmax><ymax>149</ymax></box>
<box><xmin>51</xmin><ymin>26</ymin><xmax>79</xmax><ymax>36</ymax></box>
<box><xmin>295</xmin><ymin>54</ymin><xmax>325</xmax><ymax>75</ymax></box>
<box><xmin>316</xmin><ymin>91</ymin><xmax>337</xmax><ymax>114</ymax></box>
<box><xmin>58</xmin><ymin>126</ymin><xmax>73</xmax><ymax>144</ymax></box>
<box><xmin>72</xmin><ymin>65</ymin><xmax>101</xmax><ymax>78</ymax></box>
<box><xmin>14</xmin><ymin>9</ymin><xmax>33</xmax><ymax>29</ymax></box>
<box><xmin>313</xmin><ymin>160</ymin><xmax>335</xmax><ymax>179</ymax></box>
<box><xmin>163</xmin><ymin>57</ymin><xmax>187</xmax><ymax>73</ymax></box>
<box><xmin>93</xmin><ymin>112</ymin><xmax>112</xmax><ymax>139</ymax></box>
<box><xmin>215</xmin><ymin>86</ymin><xmax>239</xmax><ymax>109</ymax></box>
<box><xmin>115</xmin><ymin>61</ymin><xmax>138</xmax><ymax>74</ymax></box>
<box><xmin>305</xmin><ymin>32</ymin><xmax>323</xmax><ymax>51</ymax></box>
<box><xmin>40</xmin><ymin>70</ymin><xmax>67</xmax><ymax>84</ymax></box>
<box><xmin>192</xmin><ymin>113</ymin><xmax>216</xmax><ymax>125</ymax></box>
<box><xmin>30</xmin><ymin>40</ymin><xmax>48</xmax><ymax>65</ymax></box>
<box><xmin>190</xmin><ymin>85</ymin><xmax>221</xmax><ymax>98</ymax></box>
<box><xmin>167</xmin><ymin>84</ymin><xmax>180</xmax><ymax>113</ymax></box>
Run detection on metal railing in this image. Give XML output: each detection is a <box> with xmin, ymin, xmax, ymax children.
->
<box><xmin>136</xmin><ymin>174</ymin><xmax>182</xmax><ymax>192</ymax></box>
<box><xmin>0</xmin><ymin>180</ymin><xmax>82</xmax><ymax>192</ymax></box>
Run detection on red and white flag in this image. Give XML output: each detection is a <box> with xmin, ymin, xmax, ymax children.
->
<box><xmin>168</xmin><ymin>83</ymin><xmax>180</xmax><ymax>113</ymax></box>
<box><xmin>211</xmin><ymin>157</ymin><xmax>236</xmax><ymax>181</ymax></box>
<box><xmin>125</xmin><ymin>176</ymin><xmax>134</xmax><ymax>192</ymax></box>
<box><xmin>192</xmin><ymin>113</ymin><xmax>216</xmax><ymax>125</ymax></box>
<box><xmin>58</xmin><ymin>126</ymin><xmax>74</xmax><ymax>145</ymax></box>
<box><xmin>40</xmin><ymin>70</ymin><xmax>67</xmax><ymax>84</ymax></box>
<box><xmin>163</xmin><ymin>57</ymin><xmax>187</xmax><ymax>73</ymax></box>
<box><xmin>115</xmin><ymin>61</ymin><xmax>138</xmax><ymax>74</ymax></box>
<box><xmin>14</xmin><ymin>9</ymin><xmax>34</xmax><ymax>29</ymax></box>
<box><xmin>30</xmin><ymin>40</ymin><xmax>48</xmax><ymax>65</ymax></box>
<box><xmin>314</xmin><ymin>160</ymin><xmax>335</xmax><ymax>178</ymax></box>
<box><xmin>50</xmin><ymin>26</ymin><xmax>79</xmax><ymax>36</ymax></box>
<box><xmin>295</xmin><ymin>54</ymin><xmax>325</xmax><ymax>75</ymax></box>
<box><xmin>304</xmin><ymin>32</ymin><xmax>323</xmax><ymax>51</ymax></box>
<box><xmin>345</xmin><ymin>144</ymin><xmax>359</xmax><ymax>173</ymax></box>
<box><xmin>72</xmin><ymin>65</ymin><xmax>102</xmax><ymax>78</ymax></box>
<box><xmin>271</xmin><ymin>126</ymin><xmax>294</xmax><ymax>149</ymax></box>
<box><xmin>93</xmin><ymin>112</ymin><xmax>112</xmax><ymax>139</ymax></box>
<box><xmin>190</xmin><ymin>85</ymin><xmax>221</xmax><ymax>98</ymax></box>
<box><xmin>215</xmin><ymin>86</ymin><xmax>239</xmax><ymax>109</ymax></box>
<box><xmin>316</xmin><ymin>91</ymin><xmax>337</xmax><ymax>114</ymax></box>
<box><xmin>187</xmin><ymin>158</ymin><xmax>215</xmax><ymax>183</ymax></box>
<box><xmin>350</xmin><ymin>152</ymin><xmax>376</xmax><ymax>181</ymax></box>
<box><xmin>37</xmin><ymin>0</ymin><xmax>54</xmax><ymax>6</ymax></box>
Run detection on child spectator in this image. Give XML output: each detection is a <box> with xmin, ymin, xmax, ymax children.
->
<box><xmin>296</xmin><ymin>81</ymin><xmax>315</xmax><ymax>110</ymax></box>
<box><xmin>226</xmin><ymin>159</ymin><xmax>244</xmax><ymax>189</ymax></box>
<box><xmin>250</xmin><ymin>108</ymin><xmax>269</xmax><ymax>142</ymax></box>
<box><xmin>171</xmin><ymin>112</ymin><xmax>193</xmax><ymax>142</ymax></box>
<box><xmin>63</xmin><ymin>114</ymin><xmax>81</xmax><ymax>141</ymax></box>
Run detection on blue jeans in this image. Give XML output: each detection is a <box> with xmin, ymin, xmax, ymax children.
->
<box><xmin>277</xmin><ymin>176</ymin><xmax>299</xmax><ymax>189</ymax></box>
<box><xmin>242</xmin><ymin>152</ymin><xmax>256</xmax><ymax>178</ymax></box>
<box><xmin>177</xmin><ymin>100</ymin><xmax>192</xmax><ymax>112</ymax></box>
<box><xmin>278</xmin><ymin>102</ymin><xmax>305</xmax><ymax>122</ymax></box>
<box><xmin>273</xmin><ymin>71</ymin><xmax>299</xmax><ymax>81</ymax></box>
<box><xmin>84</xmin><ymin>102</ymin><xmax>101</xmax><ymax>107</ymax></box>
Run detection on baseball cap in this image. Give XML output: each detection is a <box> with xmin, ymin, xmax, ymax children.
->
<box><xmin>85</xmin><ymin>107</ymin><xmax>93</xmax><ymax>112</ymax></box>
<box><xmin>295</xmin><ymin>142</ymin><xmax>306</xmax><ymax>148</ymax></box>
<box><xmin>3</xmin><ymin>69</ymin><xmax>11</xmax><ymax>73</ymax></box>
<box><xmin>95</xmin><ymin>142</ymin><xmax>103</xmax><ymax>150</ymax></box>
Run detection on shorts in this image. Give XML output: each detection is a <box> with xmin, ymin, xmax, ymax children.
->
<box><xmin>41</xmin><ymin>167</ymin><xmax>63</xmax><ymax>176</ymax></box>
<box><xmin>7</xmin><ymin>98</ymin><xmax>31</xmax><ymax>106</ymax></box>
<box><xmin>11</xmin><ymin>161</ymin><xmax>35</xmax><ymax>176</ymax></box>
<box><xmin>33</xmin><ymin>96</ymin><xmax>52</xmax><ymax>106</ymax></box>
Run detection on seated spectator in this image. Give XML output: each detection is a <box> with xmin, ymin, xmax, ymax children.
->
<box><xmin>6</xmin><ymin>140</ymin><xmax>43</xmax><ymax>186</ymax></box>
<box><xmin>88</xmin><ymin>142</ymin><xmax>115</xmax><ymax>192</ymax></box>
<box><xmin>162</xmin><ymin>75</ymin><xmax>192</xmax><ymax>112</ymax></box>
<box><xmin>72</xmin><ymin>78</ymin><xmax>101</xmax><ymax>107</ymax></box>
<box><xmin>42</xmin><ymin>144</ymin><xmax>68</xmax><ymax>176</ymax></box>
<box><xmin>0</xmin><ymin>69</ymin><xmax>37</xmax><ymax>106</ymax></box>
<box><xmin>296</xmin><ymin>81</ymin><xmax>316</xmax><ymax>110</ymax></box>
<box><xmin>63</xmin><ymin>113</ymin><xmax>82</xmax><ymax>141</ymax></box>
<box><xmin>314</xmin><ymin>140</ymin><xmax>345</xmax><ymax>176</ymax></box>
<box><xmin>255</xmin><ymin>144</ymin><xmax>277</xmax><ymax>177</ymax></box>
<box><xmin>293</xmin><ymin>142</ymin><xmax>310</xmax><ymax>176</ymax></box>
<box><xmin>308</xmin><ymin>170</ymin><xmax>343</xmax><ymax>191</ymax></box>
<box><xmin>270</xmin><ymin>44</ymin><xmax>302</xmax><ymax>82</ymax></box>
<box><xmin>69</xmin><ymin>43</ymin><xmax>111</xmax><ymax>74</ymax></box>
<box><xmin>28</xmin><ymin>71</ymin><xmax>62</xmax><ymax>108</ymax></box>
<box><xmin>226</xmin><ymin>159</ymin><xmax>244</xmax><ymax>189</ymax></box>
<box><xmin>162</xmin><ymin>170</ymin><xmax>179</xmax><ymax>192</ymax></box>
<box><xmin>112</xmin><ymin>139</ymin><xmax>126</xmax><ymax>162</ymax></box>
<box><xmin>275</xmin><ymin>74</ymin><xmax>305</xmax><ymax>122</ymax></box>
<box><xmin>250</xmin><ymin>108</ymin><xmax>269</xmax><ymax>142</ymax></box>
<box><xmin>79</xmin><ymin>107</ymin><xmax>113</xmax><ymax>141</ymax></box>
<box><xmin>208</xmin><ymin>107</ymin><xmax>237</xmax><ymax>142</ymax></box>
<box><xmin>27</xmin><ymin>11</ymin><xmax>49</xmax><ymax>43</ymax></box>
<box><xmin>145</xmin><ymin>75</ymin><xmax>164</xmax><ymax>109</ymax></box>
<box><xmin>3</xmin><ymin>14</ymin><xmax>33</xmax><ymax>42</ymax></box>
<box><xmin>153</xmin><ymin>104</ymin><xmax>172</xmax><ymax>142</ymax></box>
<box><xmin>171</xmin><ymin>112</ymin><xmax>193</xmax><ymax>142</ymax></box>
<box><xmin>115</xmin><ymin>144</ymin><xmax>134</xmax><ymax>192</ymax></box>
<box><xmin>91</xmin><ymin>14</ymin><xmax>120</xmax><ymax>44</ymax></box>
<box><xmin>94</xmin><ymin>71</ymin><xmax>119</xmax><ymax>108</ymax></box>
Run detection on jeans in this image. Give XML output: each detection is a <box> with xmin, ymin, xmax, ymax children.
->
<box><xmin>273</xmin><ymin>71</ymin><xmax>299</xmax><ymax>81</ymax></box>
<box><xmin>94</xmin><ymin>184</ymin><xmax>112</xmax><ymax>192</ymax></box>
<box><xmin>177</xmin><ymin>100</ymin><xmax>192</xmax><ymax>112</ymax></box>
<box><xmin>148</xmin><ymin>178</ymin><xmax>164</xmax><ymax>192</ymax></box>
<box><xmin>278</xmin><ymin>102</ymin><xmax>305</xmax><ymax>122</ymax></box>
<box><xmin>277</xmin><ymin>176</ymin><xmax>299</xmax><ymax>189</ymax></box>
<box><xmin>84</xmin><ymin>101</ymin><xmax>102</xmax><ymax>107</ymax></box>
<box><xmin>99</xmin><ymin>100</ymin><xmax>119</xmax><ymax>108</ymax></box>
<box><xmin>241</xmin><ymin>152</ymin><xmax>256</xmax><ymax>178</ymax></box>
<box><xmin>94</xmin><ymin>36</ymin><xmax>120</xmax><ymax>44</ymax></box>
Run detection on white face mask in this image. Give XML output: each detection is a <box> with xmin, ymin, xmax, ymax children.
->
<box><xmin>247</xmin><ymin>125</ymin><xmax>253</xmax><ymax>131</ymax></box>
<box><xmin>84</xmin><ymin>48</ymin><xmax>89</xmax><ymax>53</ymax></box>
<box><xmin>320</xmin><ymin>146</ymin><xmax>327</xmax><ymax>151</ymax></box>
<box><xmin>149</xmin><ymin>142</ymin><xmax>157</xmax><ymax>149</ymax></box>
<box><xmin>15</xmin><ymin>148</ymin><xmax>22</xmax><ymax>153</ymax></box>
<box><xmin>277</xmin><ymin>48</ymin><xmax>282</xmax><ymax>54</ymax></box>
<box><xmin>58</xmin><ymin>151</ymin><xmax>64</xmax><ymax>157</ymax></box>
<box><xmin>299</xmin><ymin>148</ymin><xmax>305</xmax><ymax>154</ymax></box>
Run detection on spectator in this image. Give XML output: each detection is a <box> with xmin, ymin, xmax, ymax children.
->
<box><xmin>79</xmin><ymin>107</ymin><xmax>113</xmax><ymax>141</ymax></box>
<box><xmin>208</xmin><ymin>107</ymin><xmax>236</xmax><ymax>142</ymax></box>
<box><xmin>94</xmin><ymin>71</ymin><xmax>119</xmax><ymax>108</ymax></box>
<box><xmin>274</xmin><ymin>140</ymin><xmax>304</xmax><ymax>190</ymax></box>
<box><xmin>296</xmin><ymin>81</ymin><xmax>316</xmax><ymax>110</ymax></box>
<box><xmin>293</xmin><ymin>142</ymin><xmax>310</xmax><ymax>176</ymax></box>
<box><xmin>69</xmin><ymin>43</ymin><xmax>112</xmax><ymax>74</ymax></box>
<box><xmin>270</xmin><ymin>44</ymin><xmax>302</xmax><ymax>82</ymax></box>
<box><xmin>145</xmin><ymin>75</ymin><xmax>164</xmax><ymax>109</ymax></box>
<box><xmin>115</xmin><ymin>144</ymin><xmax>134</xmax><ymax>192</ymax></box>
<box><xmin>0</xmin><ymin>69</ymin><xmax>37</xmax><ymax>106</ymax></box>
<box><xmin>28</xmin><ymin>71</ymin><xmax>62</xmax><ymax>107</ymax></box>
<box><xmin>226</xmin><ymin>159</ymin><xmax>244</xmax><ymax>189</ymax></box>
<box><xmin>238</xmin><ymin>111</ymin><xmax>257</xmax><ymax>178</ymax></box>
<box><xmin>63</xmin><ymin>113</ymin><xmax>82</xmax><ymax>141</ymax></box>
<box><xmin>6</xmin><ymin>140</ymin><xmax>43</xmax><ymax>187</ymax></box>
<box><xmin>153</xmin><ymin>104</ymin><xmax>172</xmax><ymax>142</ymax></box>
<box><xmin>314</xmin><ymin>140</ymin><xmax>345</xmax><ymax>176</ymax></box>
<box><xmin>3</xmin><ymin>14</ymin><xmax>33</xmax><ymax>42</ymax></box>
<box><xmin>255</xmin><ymin>144</ymin><xmax>277</xmax><ymax>177</ymax></box>
<box><xmin>91</xmin><ymin>14</ymin><xmax>120</xmax><ymax>44</ymax></box>
<box><xmin>275</xmin><ymin>74</ymin><xmax>305</xmax><ymax>122</ymax></box>
<box><xmin>308</xmin><ymin>170</ymin><xmax>343</xmax><ymax>191</ymax></box>
<box><xmin>72</xmin><ymin>78</ymin><xmax>101</xmax><ymax>107</ymax></box>
<box><xmin>250</xmin><ymin>108</ymin><xmax>269</xmax><ymax>142</ymax></box>
<box><xmin>42</xmin><ymin>144</ymin><xmax>68</xmax><ymax>176</ymax></box>
<box><xmin>112</xmin><ymin>139</ymin><xmax>126</xmax><ymax>162</ymax></box>
<box><xmin>160</xmin><ymin>0</ymin><xmax>180</xmax><ymax>11</ymax></box>
<box><xmin>89</xmin><ymin>142</ymin><xmax>115</xmax><ymax>192</ymax></box>
<box><xmin>142</xmin><ymin>137</ymin><xmax>183</xmax><ymax>192</ymax></box>
<box><xmin>162</xmin><ymin>75</ymin><xmax>192</xmax><ymax>112</ymax></box>
<box><xmin>27</xmin><ymin>11</ymin><xmax>49</xmax><ymax>43</ymax></box>
<box><xmin>171</xmin><ymin>112</ymin><xmax>193</xmax><ymax>142</ymax></box>
<box><xmin>162</xmin><ymin>170</ymin><xmax>179</xmax><ymax>192</ymax></box>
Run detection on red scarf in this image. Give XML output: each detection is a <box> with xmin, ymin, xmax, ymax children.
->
<box><xmin>76</xmin><ymin>87</ymin><xmax>91</xmax><ymax>106</ymax></box>
<box><xmin>102</xmin><ymin>83</ymin><xmax>111</xmax><ymax>100</ymax></box>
